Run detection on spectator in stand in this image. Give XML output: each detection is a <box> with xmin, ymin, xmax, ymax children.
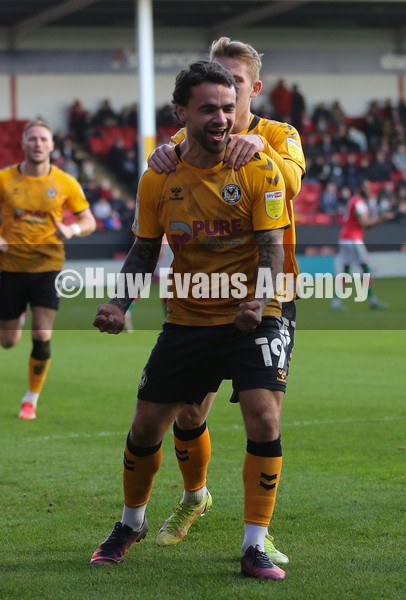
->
<box><xmin>318</xmin><ymin>132</ymin><xmax>335</xmax><ymax>157</ymax></box>
<box><xmin>50</xmin><ymin>147</ymin><xmax>64</xmax><ymax>169</ymax></box>
<box><xmin>382</xmin><ymin>98</ymin><xmax>395</xmax><ymax>123</ymax></box>
<box><xmin>396</xmin><ymin>187</ymin><xmax>406</xmax><ymax>222</ymax></box>
<box><xmin>79</xmin><ymin>158</ymin><xmax>96</xmax><ymax>184</ymax></box>
<box><xmin>355</xmin><ymin>154</ymin><xmax>372</xmax><ymax>188</ymax></box>
<box><xmin>120</xmin><ymin>148</ymin><xmax>138</xmax><ymax>190</ymax></box>
<box><xmin>82</xmin><ymin>181</ymin><xmax>101</xmax><ymax>206</ymax></box>
<box><xmin>398</xmin><ymin>98</ymin><xmax>406</xmax><ymax>128</ymax></box>
<box><xmin>367</xmin><ymin>149</ymin><xmax>394</xmax><ymax>182</ymax></box>
<box><xmin>96</xmin><ymin>178</ymin><xmax>114</xmax><ymax>201</ymax></box>
<box><xmin>120</xmin><ymin>198</ymin><xmax>136</xmax><ymax>229</ymax></box>
<box><xmin>368</xmin><ymin>100</ymin><xmax>384</xmax><ymax>118</ymax></box>
<box><xmin>320</xmin><ymin>181</ymin><xmax>339</xmax><ymax>216</ymax></box>
<box><xmin>343</xmin><ymin>153</ymin><xmax>362</xmax><ymax>192</ymax></box>
<box><xmin>381</xmin><ymin>117</ymin><xmax>396</xmax><ymax>145</ymax></box>
<box><xmin>60</xmin><ymin>137</ymin><xmax>77</xmax><ymax>162</ymax></box>
<box><xmin>362</xmin><ymin>110</ymin><xmax>383</xmax><ymax>150</ymax></box>
<box><xmin>68</xmin><ymin>99</ymin><xmax>88</xmax><ymax>141</ymax></box>
<box><xmin>109</xmin><ymin>138</ymin><xmax>127</xmax><ymax>177</ymax></box>
<box><xmin>337</xmin><ymin>185</ymin><xmax>352</xmax><ymax>216</ymax></box>
<box><xmin>290</xmin><ymin>83</ymin><xmax>306</xmax><ymax>132</ymax></box>
<box><xmin>392</xmin><ymin>142</ymin><xmax>406</xmax><ymax>173</ymax></box>
<box><xmin>119</xmin><ymin>103</ymin><xmax>138</xmax><ymax>127</ymax></box>
<box><xmin>304</xmin><ymin>157</ymin><xmax>321</xmax><ymax>183</ymax></box>
<box><xmin>126</xmin><ymin>103</ymin><xmax>138</xmax><ymax>127</ymax></box>
<box><xmin>312</xmin><ymin>154</ymin><xmax>332</xmax><ymax>185</ymax></box>
<box><xmin>378</xmin><ymin>180</ymin><xmax>397</xmax><ymax>212</ymax></box>
<box><xmin>303</xmin><ymin>132</ymin><xmax>321</xmax><ymax>161</ymax></box>
<box><xmin>52</xmin><ymin>129</ymin><xmax>67</xmax><ymax>153</ymax></box>
<box><xmin>104</xmin><ymin>210</ymin><xmax>123</xmax><ymax>231</ymax></box>
<box><xmin>62</xmin><ymin>158</ymin><xmax>79</xmax><ymax>179</ymax></box>
<box><xmin>156</xmin><ymin>103</ymin><xmax>179</xmax><ymax>128</ymax></box>
<box><xmin>391</xmin><ymin>108</ymin><xmax>406</xmax><ymax>145</ymax></box>
<box><xmin>327</xmin><ymin>153</ymin><xmax>345</xmax><ymax>189</ymax></box>
<box><xmin>347</xmin><ymin>126</ymin><xmax>368</xmax><ymax>153</ymax></box>
<box><xmin>330</xmin><ymin>100</ymin><xmax>346</xmax><ymax>128</ymax></box>
<box><xmin>269</xmin><ymin>79</ymin><xmax>292</xmax><ymax>121</ymax></box>
<box><xmin>395</xmin><ymin>169</ymin><xmax>406</xmax><ymax>192</ymax></box>
<box><xmin>91</xmin><ymin>196</ymin><xmax>113</xmax><ymax>223</ymax></box>
<box><xmin>109</xmin><ymin>187</ymin><xmax>128</xmax><ymax>216</ymax></box>
<box><xmin>94</xmin><ymin>99</ymin><xmax>119</xmax><ymax>127</ymax></box>
<box><xmin>312</xmin><ymin>101</ymin><xmax>333</xmax><ymax>134</ymax></box>
<box><xmin>332</xmin><ymin>124</ymin><xmax>360</xmax><ymax>153</ymax></box>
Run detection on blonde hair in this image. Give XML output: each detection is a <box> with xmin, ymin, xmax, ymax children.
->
<box><xmin>23</xmin><ymin>119</ymin><xmax>53</xmax><ymax>139</ymax></box>
<box><xmin>209</xmin><ymin>36</ymin><xmax>263</xmax><ymax>83</ymax></box>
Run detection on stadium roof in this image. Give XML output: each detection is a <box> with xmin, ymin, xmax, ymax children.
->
<box><xmin>3</xmin><ymin>1</ymin><xmax>406</xmax><ymax>41</ymax></box>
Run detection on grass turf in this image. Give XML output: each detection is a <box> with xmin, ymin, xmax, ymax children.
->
<box><xmin>1</xmin><ymin>278</ymin><xmax>405</xmax><ymax>599</ymax></box>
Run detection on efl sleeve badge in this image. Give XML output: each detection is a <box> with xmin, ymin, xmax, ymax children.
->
<box><xmin>265</xmin><ymin>190</ymin><xmax>284</xmax><ymax>219</ymax></box>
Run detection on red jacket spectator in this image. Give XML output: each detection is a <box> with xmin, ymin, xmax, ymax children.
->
<box><xmin>270</xmin><ymin>79</ymin><xmax>292</xmax><ymax>122</ymax></box>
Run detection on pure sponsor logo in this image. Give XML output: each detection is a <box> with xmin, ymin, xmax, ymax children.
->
<box><xmin>13</xmin><ymin>207</ymin><xmax>48</xmax><ymax>224</ymax></box>
<box><xmin>169</xmin><ymin>219</ymin><xmax>243</xmax><ymax>250</ymax></box>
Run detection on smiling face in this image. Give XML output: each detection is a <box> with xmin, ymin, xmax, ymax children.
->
<box><xmin>22</xmin><ymin>125</ymin><xmax>54</xmax><ymax>166</ymax></box>
<box><xmin>176</xmin><ymin>81</ymin><xmax>236</xmax><ymax>156</ymax></box>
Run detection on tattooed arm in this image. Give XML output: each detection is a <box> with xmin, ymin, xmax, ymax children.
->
<box><xmin>234</xmin><ymin>229</ymin><xmax>284</xmax><ymax>332</ymax></box>
<box><xmin>93</xmin><ymin>236</ymin><xmax>162</xmax><ymax>334</ymax></box>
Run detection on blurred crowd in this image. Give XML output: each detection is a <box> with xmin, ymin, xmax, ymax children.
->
<box><xmin>46</xmin><ymin>91</ymin><xmax>406</xmax><ymax>230</ymax></box>
<box><xmin>259</xmin><ymin>81</ymin><xmax>406</xmax><ymax>222</ymax></box>
<box><xmin>50</xmin><ymin>129</ymin><xmax>135</xmax><ymax>231</ymax></box>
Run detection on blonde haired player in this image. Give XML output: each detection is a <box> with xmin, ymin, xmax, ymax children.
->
<box><xmin>0</xmin><ymin>120</ymin><xmax>96</xmax><ymax>419</ymax></box>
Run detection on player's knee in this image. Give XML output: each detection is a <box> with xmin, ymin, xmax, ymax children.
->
<box><xmin>130</xmin><ymin>420</ymin><xmax>163</xmax><ymax>447</ymax></box>
<box><xmin>130</xmin><ymin>402</ymin><xmax>170</xmax><ymax>446</ymax></box>
<box><xmin>1</xmin><ymin>338</ymin><xmax>16</xmax><ymax>349</ymax></box>
<box><xmin>0</xmin><ymin>331</ymin><xmax>21</xmax><ymax>349</ymax></box>
<box><xmin>176</xmin><ymin>404</ymin><xmax>206</xmax><ymax>430</ymax></box>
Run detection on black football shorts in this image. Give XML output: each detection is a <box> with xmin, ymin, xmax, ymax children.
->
<box><xmin>0</xmin><ymin>271</ymin><xmax>60</xmax><ymax>320</ymax></box>
<box><xmin>137</xmin><ymin>312</ymin><xmax>295</xmax><ymax>405</ymax></box>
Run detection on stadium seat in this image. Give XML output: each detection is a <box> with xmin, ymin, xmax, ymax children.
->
<box><xmin>313</xmin><ymin>213</ymin><xmax>333</xmax><ymax>225</ymax></box>
<box><xmin>88</xmin><ymin>136</ymin><xmax>111</xmax><ymax>159</ymax></box>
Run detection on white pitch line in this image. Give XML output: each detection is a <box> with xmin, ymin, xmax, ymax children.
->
<box><xmin>21</xmin><ymin>415</ymin><xmax>403</xmax><ymax>444</ymax></box>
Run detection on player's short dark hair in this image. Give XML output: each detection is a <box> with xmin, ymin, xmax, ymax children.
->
<box><xmin>172</xmin><ymin>60</ymin><xmax>237</xmax><ymax>108</ymax></box>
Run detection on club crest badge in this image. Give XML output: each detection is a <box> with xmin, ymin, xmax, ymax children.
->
<box><xmin>222</xmin><ymin>184</ymin><xmax>241</xmax><ymax>204</ymax></box>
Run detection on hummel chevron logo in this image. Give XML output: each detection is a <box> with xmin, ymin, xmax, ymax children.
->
<box><xmin>259</xmin><ymin>472</ymin><xmax>277</xmax><ymax>490</ymax></box>
<box><xmin>175</xmin><ymin>447</ymin><xmax>189</xmax><ymax>462</ymax></box>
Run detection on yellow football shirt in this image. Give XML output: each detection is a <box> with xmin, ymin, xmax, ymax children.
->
<box><xmin>171</xmin><ymin>115</ymin><xmax>306</xmax><ymax>282</ymax></box>
<box><xmin>134</xmin><ymin>148</ymin><xmax>290</xmax><ymax>326</ymax></box>
<box><xmin>0</xmin><ymin>164</ymin><xmax>89</xmax><ymax>272</ymax></box>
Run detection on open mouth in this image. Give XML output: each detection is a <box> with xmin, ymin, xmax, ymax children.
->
<box><xmin>208</xmin><ymin>128</ymin><xmax>227</xmax><ymax>141</ymax></box>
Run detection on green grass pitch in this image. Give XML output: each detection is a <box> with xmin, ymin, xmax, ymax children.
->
<box><xmin>1</xmin><ymin>278</ymin><xmax>405</xmax><ymax>599</ymax></box>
